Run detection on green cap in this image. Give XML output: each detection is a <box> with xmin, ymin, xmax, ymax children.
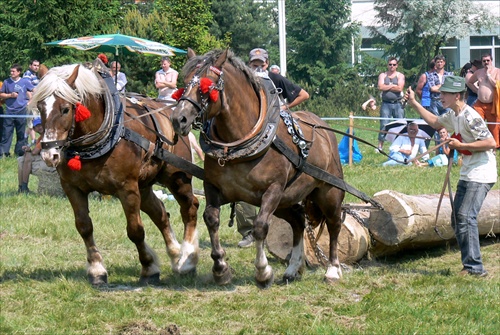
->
<box><xmin>439</xmin><ymin>75</ymin><xmax>466</xmax><ymax>93</ymax></box>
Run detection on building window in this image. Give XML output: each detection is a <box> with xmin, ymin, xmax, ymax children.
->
<box><xmin>469</xmin><ymin>36</ymin><xmax>500</xmax><ymax>67</ymax></box>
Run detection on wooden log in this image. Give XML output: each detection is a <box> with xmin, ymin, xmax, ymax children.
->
<box><xmin>367</xmin><ymin>189</ymin><xmax>500</xmax><ymax>256</ymax></box>
<box><xmin>266</xmin><ymin>211</ymin><xmax>371</xmax><ymax>266</ymax></box>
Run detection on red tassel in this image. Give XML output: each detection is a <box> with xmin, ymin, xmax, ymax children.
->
<box><xmin>171</xmin><ymin>88</ymin><xmax>185</xmax><ymax>101</ymax></box>
<box><xmin>75</xmin><ymin>102</ymin><xmax>91</xmax><ymax>122</ymax></box>
<box><xmin>200</xmin><ymin>77</ymin><xmax>213</xmax><ymax>94</ymax></box>
<box><xmin>209</xmin><ymin>89</ymin><xmax>219</xmax><ymax>102</ymax></box>
<box><xmin>68</xmin><ymin>155</ymin><xmax>82</xmax><ymax>171</ymax></box>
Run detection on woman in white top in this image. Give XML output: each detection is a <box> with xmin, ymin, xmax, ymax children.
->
<box><xmin>155</xmin><ymin>56</ymin><xmax>178</xmax><ymax>105</ymax></box>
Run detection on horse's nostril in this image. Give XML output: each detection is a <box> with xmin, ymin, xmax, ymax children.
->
<box><xmin>53</xmin><ymin>154</ymin><xmax>59</xmax><ymax>162</ymax></box>
<box><xmin>180</xmin><ymin>116</ymin><xmax>187</xmax><ymax>124</ymax></box>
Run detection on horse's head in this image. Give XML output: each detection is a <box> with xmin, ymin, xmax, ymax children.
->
<box><xmin>30</xmin><ymin>64</ymin><xmax>104</xmax><ymax>167</ymax></box>
<box><xmin>171</xmin><ymin>49</ymin><xmax>232</xmax><ymax>136</ymax></box>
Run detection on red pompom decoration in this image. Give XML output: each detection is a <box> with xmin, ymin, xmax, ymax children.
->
<box><xmin>171</xmin><ymin>88</ymin><xmax>185</xmax><ymax>101</ymax></box>
<box><xmin>75</xmin><ymin>102</ymin><xmax>91</xmax><ymax>122</ymax></box>
<box><xmin>200</xmin><ymin>77</ymin><xmax>214</xmax><ymax>94</ymax></box>
<box><xmin>209</xmin><ymin>89</ymin><xmax>219</xmax><ymax>102</ymax></box>
<box><xmin>98</xmin><ymin>53</ymin><xmax>108</xmax><ymax>64</ymax></box>
<box><xmin>68</xmin><ymin>155</ymin><xmax>82</xmax><ymax>171</ymax></box>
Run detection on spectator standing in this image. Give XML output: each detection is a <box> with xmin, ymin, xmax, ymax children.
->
<box><xmin>462</xmin><ymin>59</ymin><xmax>483</xmax><ymax>107</ymax></box>
<box><xmin>0</xmin><ymin>64</ymin><xmax>34</xmax><ymax>158</ymax></box>
<box><xmin>415</xmin><ymin>59</ymin><xmax>435</xmax><ymax>112</ymax></box>
<box><xmin>467</xmin><ymin>53</ymin><xmax>500</xmax><ymax>148</ymax></box>
<box><xmin>235</xmin><ymin>48</ymin><xmax>310</xmax><ymax>248</ymax></box>
<box><xmin>377</xmin><ymin>57</ymin><xmax>405</xmax><ymax>151</ymax></box>
<box><xmin>427</xmin><ymin>55</ymin><xmax>453</xmax><ymax>116</ymax></box>
<box><xmin>155</xmin><ymin>56</ymin><xmax>178</xmax><ymax>105</ymax></box>
<box><xmin>406</xmin><ymin>76</ymin><xmax>496</xmax><ymax>277</ymax></box>
<box><xmin>23</xmin><ymin>59</ymin><xmax>41</xmax><ymax>144</ymax></box>
<box><xmin>110</xmin><ymin>61</ymin><xmax>127</xmax><ymax>93</ymax></box>
<box><xmin>269</xmin><ymin>64</ymin><xmax>280</xmax><ymax>74</ymax></box>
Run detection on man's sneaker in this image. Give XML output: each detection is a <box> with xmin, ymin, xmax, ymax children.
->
<box><xmin>459</xmin><ymin>268</ymin><xmax>488</xmax><ymax>277</ymax></box>
<box><xmin>237</xmin><ymin>234</ymin><xmax>255</xmax><ymax>248</ymax></box>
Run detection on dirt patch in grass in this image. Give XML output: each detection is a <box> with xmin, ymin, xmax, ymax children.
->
<box><xmin>118</xmin><ymin>321</ymin><xmax>180</xmax><ymax>335</ymax></box>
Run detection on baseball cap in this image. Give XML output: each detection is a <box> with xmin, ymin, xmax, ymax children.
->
<box><xmin>439</xmin><ymin>76</ymin><xmax>466</xmax><ymax>93</ymax></box>
<box><xmin>249</xmin><ymin>48</ymin><xmax>268</xmax><ymax>62</ymax></box>
<box><xmin>33</xmin><ymin>117</ymin><xmax>42</xmax><ymax>127</ymax></box>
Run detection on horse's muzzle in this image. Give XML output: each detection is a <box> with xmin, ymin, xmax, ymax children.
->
<box><xmin>41</xmin><ymin>148</ymin><xmax>62</xmax><ymax>167</ymax></box>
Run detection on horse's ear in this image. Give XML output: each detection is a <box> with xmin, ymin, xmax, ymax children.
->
<box><xmin>187</xmin><ymin>48</ymin><xmax>196</xmax><ymax>59</ymax></box>
<box><xmin>214</xmin><ymin>48</ymin><xmax>229</xmax><ymax>68</ymax></box>
<box><xmin>66</xmin><ymin>65</ymin><xmax>80</xmax><ymax>89</ymax></box>
<box><xmin>39</xmin><ymin>64</ymin><xmax>49</xmax><ymax>79</ymax></box>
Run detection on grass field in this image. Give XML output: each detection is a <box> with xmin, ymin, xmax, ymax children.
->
<box><xmin>1</xmin><ymin>118</ymin><xmax>499</xmax><ymax>335</ymax></box>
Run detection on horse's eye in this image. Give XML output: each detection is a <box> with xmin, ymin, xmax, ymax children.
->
<box><xmin>62</xmin><ymin>107</ymin><xmax>70</xmax><ymax>114</ymax></box>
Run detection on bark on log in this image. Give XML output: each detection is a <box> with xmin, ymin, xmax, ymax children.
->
<box><xmin>368</xmin><ymin>189</ymin><xmax>500</xmax><ymax>257</ymax></box>
<box><xmin>266</xmin><ymin>212</ymin><xmax>371</xmax><ymax>265</ymax></box>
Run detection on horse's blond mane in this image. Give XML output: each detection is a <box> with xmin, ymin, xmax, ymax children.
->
<box><xmin>30</xmin><ymin>64</ymin><xmax>104</xmax><ymax>109</ymax></box>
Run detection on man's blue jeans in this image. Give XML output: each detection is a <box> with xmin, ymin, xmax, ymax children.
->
<box><xmin>378</xmin><ymin>101</ymin><xmax>405</xmax><ymax>142</ymax></box>
<box><xmin>452</xmin><ymin>180</ymin><xmax>494</xmax><ymax>274</ymax></box>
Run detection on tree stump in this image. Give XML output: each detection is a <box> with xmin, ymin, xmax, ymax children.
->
<box><xmin>367</xmin><ymin>189</ymin><xmax>500</xmax><ymax>256</ymax></box>
<box><xmin>33</xmin><ymin>170</ymin><xmax>65</xmax><ymax>197</ymax></box>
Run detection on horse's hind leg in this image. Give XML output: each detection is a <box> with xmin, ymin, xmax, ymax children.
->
<box><xmin>119</xmin><ymin>185</ymin><xmax>162</xmax><ymax>285</ymax></box>
<box><xmin>64</xmin><ymin>185</ymin><xmax>107</xmax><ymax>285</ymax></box>
<box><xmin>274</xmin><ymin>205</ymin><xmax>306</xmax><ymax>284</ymax></box>
<box><xmin>162</xmin><ymin>171</ymin><xmax>200</xmax><ymax>274</ymax></box>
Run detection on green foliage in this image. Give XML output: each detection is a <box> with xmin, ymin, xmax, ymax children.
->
<box><xmin>209</xmin><ymin>0</ymin><xmax>278</xmax><ymax>59</ymax></box>
<box><xmin>286</xmin><ymin>0</ymin><xmax>358</xmax><ymax>92</ymax></box>
<box><xmin>0</xmin><ymin>0</ymin><xmax>122</xmax><ymax>76</ymax></box>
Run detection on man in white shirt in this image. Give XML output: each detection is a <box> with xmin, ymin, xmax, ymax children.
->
<box><xmin>155</xmin><ymin>56</ymin><xmax>178</xmax><ymax>105</ymax></box>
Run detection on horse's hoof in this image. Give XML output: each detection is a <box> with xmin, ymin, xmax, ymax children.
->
<box><xmin>323</xmin><ymin>276</ymin><xmax>341</xmax><ymax>285</ymax></box>
<box><xmin>213</xmin><ymin>268</ymin><xmax>233</xmax><ymax>286</ymax></box>
<box><xmin>179</xmin><ymin>268</ymin><xmax>197</xmax><ymax>278</ymax></box>
<box><xmin>139</xmin><ymin>273</ymin><xmax>160</xmax><ymax>286</ymax></box>
<box><xmin>88</xmin><ymin>274</ymin><xmax>108</xmax><ymax>286</ymax></box>
<box><xmin>278</xmin><ymin>273</ymin><xmax>301</xmax><ymax>285</ymax></box>
<box><xmin>256</xmin><ymin>271</ymin><xmax>274</xmax><ymax>289</ymax></box>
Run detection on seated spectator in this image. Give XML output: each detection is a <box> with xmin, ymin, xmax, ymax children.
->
<box><xmin>17</xmin><ymin>118</ymin><xmax>56</xmax><ymax>193</ymax></box>
<box><xmin>110</xmin><ymin>61</ymin><xmax>127</xmax><ymax>93</ymax></box>
<box><xmin>382</xmin><ymin>122</ymin><xmax>429</xmax><ymax>166</ymax></box>
<box><xmin>418</xmin><ymin>127</ymin><xmax>458</xmax><ymax>167</ymax></box>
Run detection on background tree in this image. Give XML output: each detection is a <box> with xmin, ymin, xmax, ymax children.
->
<box><xmin>0</xmin><ymin>0</ymin><xmax>121</xmax><ymax>75</ymax></box>
<box><xmin>209</xmin><ymin>0</ymin><xmax>278</xmax><ymax>59</ymax></box>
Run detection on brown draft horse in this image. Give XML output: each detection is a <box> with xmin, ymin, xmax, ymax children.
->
<box><xmin>171</xmin><ymin>49</ymin><xmax>345</xmax><ymax>288</ymax></box>
<box><xmin>30</xmin><ymin>62</ymin><xmax>199</xmax><ymax>285</ymax></box>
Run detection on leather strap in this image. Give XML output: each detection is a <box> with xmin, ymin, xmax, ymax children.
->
<box><xmin>433</xmin><ymin>148</ymin><xmax>455</xmax><ymax>239</ymax></box>
<box><xmin>272</xmin><ymin>136</ymin><xmax>383</xmax><ymax>209</ymax></box>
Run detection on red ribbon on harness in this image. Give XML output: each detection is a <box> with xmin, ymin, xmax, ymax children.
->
<box><xmin>200</xmin><ymin>78</ymin><xmax>219</xmax><ymax>102</ymax></box>
<box><xmin>451</xmin><ymin>133</ymin><xmax>472</xmax><ymax>155</ymax></box>
<box><xmin>68</xmin><ymin>155</ymin><xmax>82</xmax><ymax>171</ymax></box>
<box><xmin>75</xmin><ymin>102</ymin><xmax>91</xmax><ymax>122</ymax></box>
<box><xmin>172</xmin><ymin>88</ymin><xmax>184</xmax><ymax>101</ymax></box>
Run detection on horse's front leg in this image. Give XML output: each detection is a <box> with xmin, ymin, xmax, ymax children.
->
<box><xmin>203</xmin><ymin>183</ymin><xmax>231</xmax><ymax>285</ymax></box>
<box><xmin>119</xmin><ymin>185</ymin><xmax>161</xmax><ymax>285</ymax></box>
<box><xmin>160</xmin><ymin>171</ymin><xmax>200</xmax><ymax>275</ymax></box>
<box><xmin>63</xmin><ymin>184</ymin><xmax>107</xmax><ymax>285</ymax></box>
<box><xmin>253</xmin><ymin>183</ymin><xmax>284</xmax><ymax>289</ymax></box>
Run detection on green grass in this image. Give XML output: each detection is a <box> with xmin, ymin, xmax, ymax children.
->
<box><xmin>1</xmin><ymin>119</ymin><xmax>499</xmax><ymax>335</ymax></box>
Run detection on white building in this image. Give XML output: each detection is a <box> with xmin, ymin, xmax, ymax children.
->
<box><xmin>351</xmin><ymin>0</ymin><xmax>500</xmax><ymax>69</ymax></box>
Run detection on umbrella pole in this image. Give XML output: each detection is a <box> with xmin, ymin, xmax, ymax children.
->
<box><xmin>114</xmin><ymin>46</ymin><xmax>119</xmax><ymax>90</ymax></box>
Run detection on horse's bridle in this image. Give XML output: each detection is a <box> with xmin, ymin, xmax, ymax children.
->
<box><xmin>178</xmin><ymin>65</ymin><xmax>224</xmax><ymax>131</ymax></box>
<box><xmin>40</xmin><ymin>104</ymin><xmax>78</xmax><ymax>151</ymax></box>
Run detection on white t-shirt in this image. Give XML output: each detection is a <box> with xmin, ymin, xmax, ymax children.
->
<box><xmin>389</xmin><ymin>136</ymin><xmax>429</xmax><ymax>160</ymax></box>
<box><xmin>155</xmin><ymin>67</ymin><xmax>178</xmax><ymax>101</ymax></box>
<box><xmin>438</xmin><ymin>105</ymin><xmax>497</xmax><ymax>183</ymax></box>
